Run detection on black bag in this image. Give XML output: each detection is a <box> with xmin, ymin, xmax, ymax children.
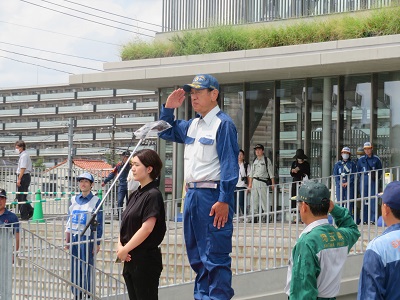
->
<box><xmin>254</xmin><ymin>177</ymin><xmax>272</xmax><ymax>186</ymax></box>
<box><xmin>241</xmin><ymin>162</ymin><xmax>249</xmax><ymax>184</ymax></box>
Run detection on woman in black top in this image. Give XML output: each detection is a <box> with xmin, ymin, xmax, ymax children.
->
<box><xmin>117</xmin><ymin>149</ymin><xmax>166</xmax><ymax>300</ymax></box>
<box><xmin>290</xmin><ymin>149</ymin><xmax>311</xmax><ymax>209</ymax></box>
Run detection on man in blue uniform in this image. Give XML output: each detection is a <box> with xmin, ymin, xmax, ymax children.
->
<box><xmin>159</xmin><ymin>74</ymin><xmax>239</xmax><ymax>300</ymax></box>
<box><xmin>358</xmin><ymin>181</ymin><xmax>400</xmax><ymax>299</ymax></box>
<box><xmin>0</xmin><ymin>188</ymin><xmax>20</xmax><ymax>250</ymax></box>
<box><xmin>102</xmin><ymin>151</ymin><xmax>131</xmax><ymax>212</ymax></box>
<box><xmin>357</xmin><ymin>142</ymin><xmax>382</xmax><ymax>224</ymax></box>
<box><xmin>65</xmin><ymin>173</ymin><xmax>103</xmax><ymax>300</ymax></box>
<box><xmin>332</xmin><ymin>147</ymin><xmax>357</xmax><ymax>218</ymax></box>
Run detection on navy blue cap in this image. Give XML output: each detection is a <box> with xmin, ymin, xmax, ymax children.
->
<box><xmin>121</xmin><ymin>151</ymin><xmax>130</xmax><ymax>157</ymax></box>
<box><xmin>379</xmin><ymin>181</ymin><xmax>400</xmax><ymax>210</ymax></box>
<box><xmin>0</xmin><ymin>189</ymin><xmax>6</xmax><ymax>199</ymax></box>
<box><xmin>183</xmin><ymin>74</ymin><xmax>219</xmax><ymax>92</ymax></box>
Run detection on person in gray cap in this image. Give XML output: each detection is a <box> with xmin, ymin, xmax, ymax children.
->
<box><xmin>248</xmin><ymin>144</ymin><xmax>275</xmax><ymax>223</ymax></box>
<box><xmin>102</xmin><ymin>151</ymin><xmax>131</xmax><ymax>213</ymax></box>
<box><xmin>358</xmin><ymin>181</ymin><xmax>400</xmax><ymax>299</ymax></box>
<box><xmin>285</xmin><ymin>180</ymin><xmax>360</xmax><ymax>299</ymax></box>
<box><xmin>159</xmin><ymin>74</ymin><xmax>239</xmax><ymax>299</ymax></box>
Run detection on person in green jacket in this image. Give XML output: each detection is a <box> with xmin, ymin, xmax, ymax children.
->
<box><xmin>285</xmin><ymin>180</ymin><xmax>360</xmax><ymax>300</ymax></box>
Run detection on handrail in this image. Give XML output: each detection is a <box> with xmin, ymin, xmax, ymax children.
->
<box><xmin>17</xmin><ymin>226</ymin><xmax>127</xmax><ymax>299</ymax></box>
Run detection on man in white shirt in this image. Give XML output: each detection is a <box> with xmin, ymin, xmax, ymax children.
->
<box><xmin>15</xmin><ymin>140</ymin><xmax>33</xmax><ymax>220</ymax></box>
<box><xmin>159</xmin><ymin>74</ymin><xmax>239</xmax><ymax>300</ymax></box>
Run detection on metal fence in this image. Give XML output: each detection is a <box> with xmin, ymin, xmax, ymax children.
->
<box><xmin>162</xmin><ymin>0</ymin><xmax>396</xmax><ymax>31</ymax></box>
<box><xmin>1</xmin><ymin>166</ymin><xmax>399</xmax><ymax>298</ymax></box>
<box><xmin>0</xmin><ymin>166</ymin><xmax>117</xmax><ymax>217</ymax></box>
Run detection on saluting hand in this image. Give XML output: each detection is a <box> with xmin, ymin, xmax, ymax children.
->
<box><xmin>165</xmin><ymin>89</ymin><xmax>186</xmax><ymax>109</ymax></box>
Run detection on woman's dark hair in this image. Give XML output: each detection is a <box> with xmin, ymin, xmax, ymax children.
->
<box><xmin>133</xmin><ymin>149</ymin><xmax>163</xmax><ymax>180</ymax></box>
<box><xmin>239</xmin><ymin>149</ymin><xmax>245</xmax><ymax>155</ymax></box>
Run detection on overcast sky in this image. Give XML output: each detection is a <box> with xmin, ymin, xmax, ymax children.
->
<box><xmin>0</xmin><ymin>0</ymin><xmax>162</xmax><ymax>89</ymax></box>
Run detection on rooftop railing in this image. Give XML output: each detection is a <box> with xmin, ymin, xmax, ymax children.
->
<box><xmin>162</xmin><ymin>0</ymin><xmax>394</xmax><ymax>32</ymax></box>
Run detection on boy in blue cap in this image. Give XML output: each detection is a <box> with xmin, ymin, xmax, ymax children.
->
<box><xmin>358</xmin><ymin>181</ymin><xmax>400</xmax><ymax>299</ymax></box>
<box><xmin>65</xmin><ymin>172</ymin><xmax>103</xmax><ymax>300</ymax></box>
<box><xmin>159</xmin><ymin>74</ymin><xmax>239</xmax><ymax>299</ymax></box>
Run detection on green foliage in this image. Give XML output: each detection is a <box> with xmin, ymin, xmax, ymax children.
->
<box><xmin>121</xmin><ymin>6</ymin><xmax>400</xmax><ymax>61</ymax></box>
<box><xmin>33</xmin><ymin>157</ymin><xmax>46</xmax><ymax>170</ymax></box>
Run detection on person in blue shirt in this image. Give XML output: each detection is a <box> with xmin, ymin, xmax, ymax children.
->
<box><xmin>357</xmin><ymin>142</ymin><xmax>383</xmax><ymax>224</ymax></box>
<box><xmin>102</xmin><ymin>151</ymin><xmax>131</xmax><ymax>213</ymax></box>
<box><xmin>358</xmin><ymin>181</ymin><xmax>400</xmax><ymax>300</ymax></box>
<box><xmin>0</xmin><ymin>188</ymin><xmax>20</xmax><ymax>252</ymax></box>
<box><xmin>332</xmin><ymin>147</ymin><xmax>357</xmax><ymax>218</ymax></box>
<box><xmin>159</xmin><ymin>74</ymin><xmax>239</xmax><ymax>300</ymax></box>
<box><xmin>65</xmin><ymin>173</ymin><xmax>103</xmax><ymax>300</ymax></box>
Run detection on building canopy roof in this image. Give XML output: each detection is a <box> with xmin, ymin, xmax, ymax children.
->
<box><xmin>70</xmin><ymin>35</ymin><xmax>400</xmax><ymax>90</ymax></box>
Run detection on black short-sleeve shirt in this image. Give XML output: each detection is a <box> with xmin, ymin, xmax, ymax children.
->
<box><xmin>120</xmin><ymin>180</ymin><xmax>166</xmax><ymax>259</ymax></box>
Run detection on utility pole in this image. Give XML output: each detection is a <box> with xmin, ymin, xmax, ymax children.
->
<box><xmin>111</xmin><ymin>115</ymin><xmax>116</xmax><ymax>166</ymax></box>
<box><xmin>67</xmin><ymin>118</ymin><xmax>74</xmax><ymax>190</ymax></box>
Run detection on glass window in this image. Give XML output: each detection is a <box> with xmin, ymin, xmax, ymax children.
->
<box><xmin>343</xmin><ymin>74</ymin><xmax>371</xmax><ymax>153</ymax></box>
<box><xmin>159</xmin><ymin>87</ymin><xmax>177</xmax><ymax>200</ymax></box>
<box><xmin>220</xmin><ymin>84</ymin><xmax>244</xmax><ymax>149</ymax></box>
<box><xmin>309</xmin><ymin>77</ymin><xmax>338</xmax><ymax>178</ymax></box>
<box><xmin>279</xmin><ymin>79</ymin><xmax>305</xmax><ymax>183</ymax></box>
<box><xmin>246</xmin><ymin>81</ymin><xmax>274</xmax><ymax>164</ymax></box>
<box><xmin>377</xmin><ymin>71</ymin><xmax>400</xmax><ymax>167</ymax></box>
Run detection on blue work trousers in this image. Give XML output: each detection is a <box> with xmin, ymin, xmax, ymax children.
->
<box><xmin>117</xmin><ymin>184</ymin><xmax>128</xmax><ymax>210</ymax></box>
<box><xmin>184</xmin><ymin>188</ymin><xmax>234</xmax><ymax>300</ymax></box>
<box><xmin>71</xmin><ymin>235</ymin><xmax>94</xmax><ymax>297</ymax></box>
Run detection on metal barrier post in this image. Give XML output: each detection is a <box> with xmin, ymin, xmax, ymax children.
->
<box><xmin>0</xmin><ymin>227</ymin><xmax>13</xmax><ymax>300</ymax></box>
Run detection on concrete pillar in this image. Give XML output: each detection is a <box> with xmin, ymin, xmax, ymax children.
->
<box><xmin>322</xmin><ymin>77</ymin><xmax>332</xmax><ymax>178</ymax></box>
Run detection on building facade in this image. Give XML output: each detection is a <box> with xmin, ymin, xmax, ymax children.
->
<box><xmin>0</xmin><ymin>85</ymin><xmax>159</xmax><ymax>168</ymax></box>
<box><xmin>70</xmin><ymin>33</ymin><xmax>400</xmax><ymax>200</ymax></box>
